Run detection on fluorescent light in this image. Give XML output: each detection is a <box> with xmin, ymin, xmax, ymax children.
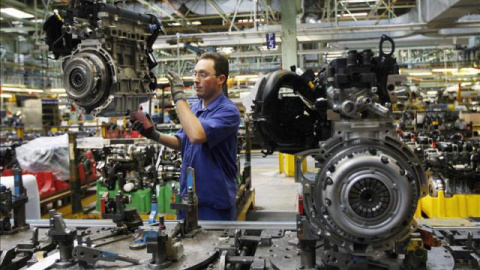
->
<box><xmin>235</xmin><ymin>75</ymin><xmax>259</xmax><ymax>80</ymax></box>
<box><xmin>191</xmin><ymin>21</ymin><xmax>201</xmax><ymax>25</ymax></box>
<box><xmin>0</xmin><ymin>8</ymin><xmax>34</xmax><ymax>19</ymax></box>
<box><xmin>325</xmin><ymin>53</ymin><xmax>343</xmax><ymax>57</ymax></box>
<box><xmin>0</xmin><ymin>93</ymin><xmax>13</xmax><ymax>98</ymax></box>
<box><xmin>238</xmin><ymin>19</ymin><xmax>253</xmax><ymax>23</ymax></box>
<box><xmin>50</xmin><ymin>88</ymin><xmax>66</xmax><ymax>92</ymax></box>
<box><xmin>218</xmin><ymin>47</ymin><xmax>234</xmax><ymax>54</ymax></box>
<box><xmin>461</xmin><ymin>82</ymin><xmax>472</xmax><ymax>86</ymax></box>
<box><xmin>409</xmin><ymin>72</ymin><xmax>432</xmax><ymax>76</ymax></box>
<box><xmin>157</xmin><ymin>78</ymin><xmax>169</xmax><ymax>84</ymax></box>
<box><xmin>31</xmin><ymin>19</ymin><xmax>44</xmax><ymax>23</ymax></box>
<box><xmin>58</xmin><ymin>93</ymin><xmax>68</xmax><ymax>97</ymax></box>
<box><xmin>458</xmin><ymin>68</ymin><xmax>480</xmax><ymax>75</ymax></box>
<box><xmin>1</xmin><ymin>87</ymin><xmax>44</xmax><ymax>93</ymax></box>
<box><xmin>432</xmin><ymin>68</ymin><xmax>458</xmax><ymax>73</ymax></box>
<box><xmin>159</xmin><ymin>50</ymin><xmax>172</xmax><ymax>56</ymax></box>
<box><xmin>337</xmin><ymin>12</ymin><xmax>368</xmax><ymax>17</ymax></box>
<box><xmin>340</xmin><ymin>0</ymin><xmax>378</xmax><ymax>2</ymax></box>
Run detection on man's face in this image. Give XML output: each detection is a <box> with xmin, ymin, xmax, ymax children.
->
<box><xmin>193</xmin><ymin>59</ymin><xmax>225</xmax><ymax>100</ymax></box>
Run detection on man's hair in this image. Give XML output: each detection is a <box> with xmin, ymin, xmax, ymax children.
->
<box><xmin>199</xmin><ymin>52</ymin><xmax>229</xmax><ymax>84</ymax></box>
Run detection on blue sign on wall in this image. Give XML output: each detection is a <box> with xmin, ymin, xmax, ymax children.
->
<box><xmin>266</xmin><ymin>33</ymin><xmax>276</xmax><ymax>50</ymax></box>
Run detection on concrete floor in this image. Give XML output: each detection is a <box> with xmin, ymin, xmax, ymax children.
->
<box><xmin>241</xmin><ymin>151</ymin><xmax>301</xmax><ymax>221</ymax></box>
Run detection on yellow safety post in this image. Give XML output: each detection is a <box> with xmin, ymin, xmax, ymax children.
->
<box><xmin>279</xmin><ymin>153</ymin><xmax>285</xmax><ymax>174</ymax></box>
<box><xmin>286</xmin><ymin>154</ymin><xmax>295</xmax><ymax>176</ymax></box>
<box><xmin>101</xmin><ymin>122</ymin><xmax>107</xmax><ymax>138</ymax></box>
<box><xmin>16</xmin><ymin>126</ymin><xmax>24</xmax><ymax>140</ymax></box>
<box><xmin>280</xmin><ymin>153</ymin><xmax>307</xmax><ymax>177</ymax></box>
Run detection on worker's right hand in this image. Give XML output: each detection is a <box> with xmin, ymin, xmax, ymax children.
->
<box><xmin>166</xmin><ymin>71</ymin><xmax>185</xmax><ymax>104</ymax></box>
<box><xmin>130</xmin><ymin>107</ymin><xmax>161</xmax><ymax>141</ymax></box>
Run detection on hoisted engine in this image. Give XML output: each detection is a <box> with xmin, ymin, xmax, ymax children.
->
<box><xmin>252</xmin><ymin>35</ymin><xmax>428</xmax><ymax>268</ymax></box>
<box><xmin>43</xmin><ymin>0</ymin><xmax>161</xmax><ymax>116</ymax></box>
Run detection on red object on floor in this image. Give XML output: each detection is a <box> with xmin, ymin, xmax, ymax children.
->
<box><xmin>2</xmin><ymin>169</ymin><xmax>60</xmax><ymax>197</ymax></box>
<box><xmin>298</xmin><ymin>195</ymin><xmax>304</xmax><ymax>215</ymax></box>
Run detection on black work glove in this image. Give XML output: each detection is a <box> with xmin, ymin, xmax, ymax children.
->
<box><xmin>130</xmin><ymin>106</ymin><xmax>161</xmax><ymax>141</ymax></box>
<box><xmin>166</xmin><ymin>71</ymin><xmax>185</xmax><ymax>104</ymax></box>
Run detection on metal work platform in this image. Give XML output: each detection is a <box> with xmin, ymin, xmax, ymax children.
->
<box><xmin>1</xmin><ymin>217</ymin><xmax>479</xmax><ymax>270</ymax></box>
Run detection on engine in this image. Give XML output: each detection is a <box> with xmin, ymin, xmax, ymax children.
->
<box><xmin>252</xmin><ymin>36</ymin><xmax>428</xmax><ymax>267</ymax></box>
<box><xmin>43</xmin><ymin>0</ymin><xmax>161</xmax><ymax>116</ymax></box>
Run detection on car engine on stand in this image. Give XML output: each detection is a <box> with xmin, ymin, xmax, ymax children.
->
<box><xmin>43</xmin><ymin>0</ymin><xmax>162</xmax><ymax>116</ymax></box>
<box><xmin>252</xmin><ymin>35</ymin><xmax>429</xmax><ymax>269</ymax></box>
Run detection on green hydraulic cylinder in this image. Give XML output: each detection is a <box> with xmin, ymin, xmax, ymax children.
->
<box><xmin>96</xmin><ymin>181</ymin><xmax>152</xmax><ymax>214</ymax></box>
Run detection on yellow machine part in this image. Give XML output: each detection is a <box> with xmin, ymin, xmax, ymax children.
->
<box><xmin>419</xmin><ymin>190</ymin><xmax>480</xmax><ymax>218</ymax></box>
<box><xmin>406</xmin><ymin>237</ymin><xmax>424</xmax><ymax>252</ymax></box>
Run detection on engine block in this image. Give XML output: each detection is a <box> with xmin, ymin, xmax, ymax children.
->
<box><xmin>44</xmin><ymin>0</ymin><xmax>161</xmax><ymax>116</ymax></box>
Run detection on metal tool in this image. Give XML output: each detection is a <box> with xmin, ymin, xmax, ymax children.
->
<box><xmin>48</xmin><ymin>210</ymin><xmax>77</xmax><ymax>267</ymax></box>
<box><xmin>170</xmin><ymin>167</ymin><xmax>200</xmax><ymax>237</ymax></box>
<box><xmin>72</xmin><ymin>245</ymin><xmax>140</xmax><ymax>266</ymax></box>
<box><xmin>100</xmin><ymin>191</ymin><xmax>143</xmax><ymax>232</ymax></box>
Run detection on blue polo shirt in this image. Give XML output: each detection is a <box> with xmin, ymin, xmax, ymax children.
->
<box><xmin>175</xmin><ymin>93</ymin><xmax>240</xmax><ymax>212</ymax></box>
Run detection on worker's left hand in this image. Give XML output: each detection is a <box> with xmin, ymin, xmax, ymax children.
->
<box><xmin>130</xmin><ymin>106</ymin><xmax>160</xmax><ymax>141</ymax></box>
<box><xmin>166</xmin><ymin>71</ymin><xmax>185</xmax><ymax>104</ymax></box>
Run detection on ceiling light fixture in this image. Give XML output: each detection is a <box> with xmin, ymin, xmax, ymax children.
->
<box><xmin>0</xmin><ymin>8</ymin><xmax>34</xmax><ymax>19</ymax></box>
<box><xmin>432</xmin><ymin>68</ymin><xmax>458</xmax><ymax>73</ymax></box>
<box><xmin>340</xmin><ymin>0</ymin><xmax>378</xmax><ymax>3</ymax></box>
<box><xmin>50</xmin><ymin>88</ymin><xmax>66</xmax><ymax>92</ymax></box>
<box><xmin>1</xmin><ymin>86</ymin><xmax>44</xmax><ymax>93</ymax></box>
<box><xmin>409</xmin><ymin>72</ymin><xmax>432</xmax><ymax>76</ymax></box>
<box><xmin>337</xmin><ymin>12</ymin><xmax>368</xmax><ymax>17</ymax></box>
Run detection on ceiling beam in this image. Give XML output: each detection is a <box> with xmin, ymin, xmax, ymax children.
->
<box><xmin>136</xmin><ymin>0</ymin><xmax>174</xmax><ymax>20</ymax></box>
<box><xmin>206</xmin><ymin>0</ymin><xmax>240</xmax><ymax>31</ymax></box>
<box><xmin>367</xmin><ymin>0</ymin><xmax>384</xmax><ymax>19</ymax></box>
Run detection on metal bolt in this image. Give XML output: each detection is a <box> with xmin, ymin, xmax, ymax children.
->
<box><xmin>325</xmin><ymin>199</ymin><xmax>332</xmax><ymax>206</ymax></box>
<box><xmin>381</xmin><ymin>156</ymin><xmax>389</xmax><ymax>164</ymax></box>
<box><xmin>326</xmin><ymin>178</ymin><xmax>333</xmax><ymax>185</ymax></box>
